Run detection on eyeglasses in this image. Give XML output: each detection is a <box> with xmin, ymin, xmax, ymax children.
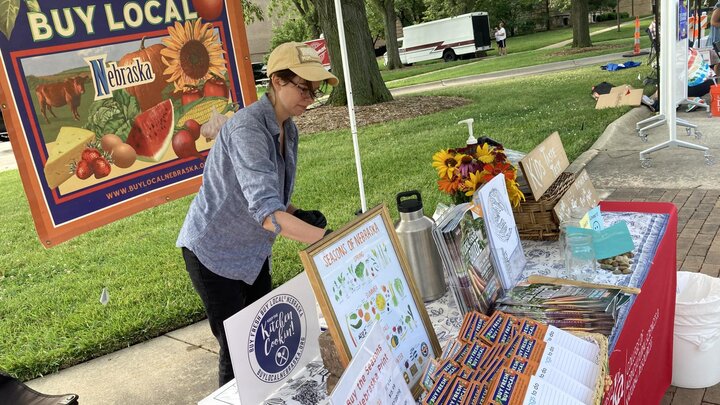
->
<box><xmin>287</xmin><ymin>80</ymin><xmax>324</xmax><ymax>100</ymax></box>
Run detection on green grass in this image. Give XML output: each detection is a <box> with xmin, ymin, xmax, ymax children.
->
<box><xmin>0</xmin><ymin>63</ymin><xmax>649</xmax><ymax>381</ymax></box>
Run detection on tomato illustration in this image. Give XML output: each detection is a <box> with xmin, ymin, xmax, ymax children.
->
<box><xmin>181</xmin><ymin>86</ymin><xmax>201</xmax><ymax>105</ymax></box>
<box><xmin>203</xmin><ymin>76</ymin><xmax>228</xmax><ymax>98</ymax></box>
<box><xmin>192</xmin><ymin>0</ymin><xmax>224</xmax><ymax>20</ymax></box>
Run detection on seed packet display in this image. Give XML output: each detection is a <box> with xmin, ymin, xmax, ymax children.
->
<box><xmin>534</xmin><ymin>365</ymin><xmax>595</xmax><ymax>404</ymax></box>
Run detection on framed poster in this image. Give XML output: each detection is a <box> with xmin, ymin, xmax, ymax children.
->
<box><xmin>299</xmin><ymin>204</ymin><xmax>441</xmax><ymax>397</ymax></box>
<box><xmin>0</xmin><ymin>0</ymin><xmax>257</xmax><ymax>247</ymax></box>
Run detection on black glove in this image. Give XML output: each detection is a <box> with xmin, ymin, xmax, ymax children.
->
<box><xmin>324</xmin><ymin>228</ymin><xmax>333</xmax><ymax>237</ymax></box>
<box><xmin>293</xmin><ymin>209</ymin><xmax>327</xmax><ymax>228</ymax></box>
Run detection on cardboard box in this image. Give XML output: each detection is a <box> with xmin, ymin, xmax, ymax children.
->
<box><xmin>595</xmin><ymin>84</ymin><xmax>643</xmax><ymax>109</ymax></box>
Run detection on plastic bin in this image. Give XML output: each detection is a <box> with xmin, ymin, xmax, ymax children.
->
<box><xmin>672</xmin><ymin>272</ymin><xmax>720</xmax><ymax>388</ymax></box>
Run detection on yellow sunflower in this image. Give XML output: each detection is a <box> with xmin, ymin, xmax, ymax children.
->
<box><xmin>161</xmin><ymin>18</ymin><xmax>227</xmax><ymax>92</ymax></box>
<box><xmin>475</xmin><ymin>143</ymin><xmax>495</xmax><ymax>164</ymax></box>
<box><xmin>506</xmin><ymin>178</ymin><xmax>526</xmax><ymax>207</ymax></box>
<box><xmin>432</xmin><ymin>150</ymin><xmax>463</xmax><ymax>179</ymax></box>
<box><xmin>464</xmin><ymin>170</ymin><xmax>484</xmax><ymax>196</ymax></box>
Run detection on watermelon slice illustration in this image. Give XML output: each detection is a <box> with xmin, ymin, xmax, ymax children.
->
<box><xmin>126</xmin><ymin>99</ymin><xmax>175</xmax><ymax>162</ymax></box>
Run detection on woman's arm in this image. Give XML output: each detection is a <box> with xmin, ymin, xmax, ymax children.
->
<box><xmin>263</xmin><ymin>210</ymin><xmax>325</xmax><ymax>244</ymax></box>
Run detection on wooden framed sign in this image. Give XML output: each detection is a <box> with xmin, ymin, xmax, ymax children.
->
<box><xmin>299</xmin><ymin>204</ymin><xmax>441</xmax><ymax>397</ymax></box>
<box><xmin>553</xmin><ymin>169</ymin><xmax>600</xmax><ymax>223</ymax></box>
<box><xmin>0</xmin><ymin>0</ymin><xmax>257</xmax><ymax>247</ymax></box>
<box><xmin>519</xmin><ymin>132</ymin><xmax>570</xmax><ymax>200</ymax></box>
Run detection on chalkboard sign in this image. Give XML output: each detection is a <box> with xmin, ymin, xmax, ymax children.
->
<box><xmin>553</xmin><ymin>169</ymin><xmax>600</xmax><ymax>223</ymax></box>
<box><xmin>518</xmin><ymin>132</ymin><xmax>570</xmax><ymax>200</ymax></box>
<box><xmin>299</xmin><ymin>205</ymin><xmax>440</xmax><ymax>397</ymax></box>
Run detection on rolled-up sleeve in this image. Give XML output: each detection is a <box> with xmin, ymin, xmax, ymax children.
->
<box><xmin>225</xmin><ymin>122</ymin><xmax>285</xmax><ymax>225</ymax></box>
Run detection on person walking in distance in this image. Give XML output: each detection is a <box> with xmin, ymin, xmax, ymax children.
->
<box><xmin>176</xmin><ymin>42</ymin><xmax>338</xmax><ymax>386</ymax></box>
<box><xmin>495</xmin><ymin>22</ymin><xmax>507</xmax><ymax>56</ymax></box>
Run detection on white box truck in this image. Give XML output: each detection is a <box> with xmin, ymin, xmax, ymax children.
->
<box><xmin>393</xmin><ymin>12</ymin><xmax>492</xmax><ymax>65</ymax></box>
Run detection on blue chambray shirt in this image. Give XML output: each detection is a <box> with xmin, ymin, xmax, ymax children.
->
<box><xmin>176</xmin><ymin>95</ymin><xmax>298</xmax><ymax>283</ymax></box>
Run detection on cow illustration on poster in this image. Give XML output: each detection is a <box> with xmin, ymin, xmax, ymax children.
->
<box><xmin>0</xmin><ymin>0</ymin><xmax>257</xmax><ymax>246</ymax></box>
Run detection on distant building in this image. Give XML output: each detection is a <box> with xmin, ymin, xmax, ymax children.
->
<box><xmin>244</xmin><ymin>0</ymin><xmax>275</xmax><ymax>63</ymax></box>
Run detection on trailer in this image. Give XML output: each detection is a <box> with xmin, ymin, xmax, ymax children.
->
<box><xmin>394</xmin><ymin>12</ymin><xmax>492</xmax><ymax>65</ymax></box>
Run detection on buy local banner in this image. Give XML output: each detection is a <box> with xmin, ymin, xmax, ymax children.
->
<box><xmin>0</xmin><ymin>0</ymin><xmax>257</xmax><ymax>247</ymax></box>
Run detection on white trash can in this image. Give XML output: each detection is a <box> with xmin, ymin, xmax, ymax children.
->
<box><xmin>672</xmin><ymin>272</ymin><xmax>720</xmax><ymax>388</ymax></box>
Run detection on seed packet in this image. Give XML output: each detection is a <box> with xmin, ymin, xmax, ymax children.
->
<box><xmin>462</xmin><ymin>381</ymin><xmax>488</xmax><ymax>405</ymax></box>
<box><xmin>505</xmin><ymin>334</ymin><xmax>546</xmax><ymax>363</ymax></box>
<box><xmin>421</xmin><ymin>359</ymin><xmax>440</xmax><ymax>391</ymax></box>
<box><xmin>432</xmin><ymin>359</ymin><xmax>461</xmax><ymax>381</ymax></box>
<box><xmin>478</xmin><ymin>312</ymin><xmax>508</xmax><ymax>345</ymax></box>
<box><xmin>423</xmin><ymin>372</ymin><xmax>455</xmax><ymax>405</ymax></box>
<box><xmin>505</xmin><ymin>356</ymin><xmax>539</xmax><ymax>375</ymax></box>
<box><xmin>485</xmin><ymin>367</ymin><xmax>531</xmax><ymax>405</ymax></box>
<box><xmin>459</xmin><ymin>312</ymin><xmax>479</xmax><ymax>343</ymax></box>
<box><xmin>462</xmin><ymin>342</ymin><xmax>491</xmax><ymax>369</ymax></box>
<box><xmin>439</xmin><ymin>377</ymin><xmax>471</xmax><ymax>405</ymax></box>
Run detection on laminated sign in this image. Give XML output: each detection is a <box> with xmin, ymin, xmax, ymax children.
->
<box><xmin>0</xmin><ymin>0</ymin><xmax>257</xmax><ymax>246</ymax></box>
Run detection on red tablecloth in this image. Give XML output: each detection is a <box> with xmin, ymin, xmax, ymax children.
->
<box><xmin>600</xmin><ymin>201</ymin><xmax>677</xmax><ymax>405</ymax></box>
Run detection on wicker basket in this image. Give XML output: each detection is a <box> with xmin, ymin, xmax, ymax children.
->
<box><xmin>512</xmin><ymin>171</ymin><xmax>575</xmax><ymax>240</ymax></box>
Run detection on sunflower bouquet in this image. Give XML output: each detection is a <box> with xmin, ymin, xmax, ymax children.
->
<box><xmin>432</xmin><ymin>142</ymin><xmax>525</xmax><ymax>206</ymax></box>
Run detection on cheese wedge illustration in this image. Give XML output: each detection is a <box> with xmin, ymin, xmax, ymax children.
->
<box><xmin>44</xmin><ymin>127</ymin><xmax>95</xmax><ymax>188</ymax></box>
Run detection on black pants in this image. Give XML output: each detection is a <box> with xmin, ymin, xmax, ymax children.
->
<box><xmin>182</xmin><ymin>248</ymin><xmax>272</xmax><ymax>387</ymax></box>
<box><xmin>688</xmin><ymin>79</ymin><xmax>713</xmax><ymax>98</ymax></box>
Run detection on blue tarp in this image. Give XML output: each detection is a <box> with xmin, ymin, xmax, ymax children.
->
<box><xmin>601</xmin><ymin>60</ymin><xmax>642</xmax><ymax>71</ymax></box>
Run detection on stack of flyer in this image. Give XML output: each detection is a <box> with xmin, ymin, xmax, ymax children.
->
<box><xmin>419</xmin><ymin>311</ymin><xmax>603</xmax><ymax>405</ymax></box>
<box><xmin>494</xmin><ymin>284</ymin><xmax>631</xmax><ymax>335</ymax></box>
<box><xmin>432</xmin><ymin>203</ymin><xmax>503</xmax><ymax>315</ymax></box>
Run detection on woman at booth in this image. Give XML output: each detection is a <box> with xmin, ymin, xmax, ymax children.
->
<box><xmin>176</xmin><ymin>42</ymin><xmax>338</xmax><ymax>386</ymax></box>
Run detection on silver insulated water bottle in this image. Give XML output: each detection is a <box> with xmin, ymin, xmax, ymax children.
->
<box><xmin>394</xmin><ymin>190</ymin><xmax>446</xmax><ymax>302</ymax></box>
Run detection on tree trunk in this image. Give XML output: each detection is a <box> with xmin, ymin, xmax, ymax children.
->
<box><xmin>545</xmin><ymin>0</ymin><xmax>551</xmax><ymax>31</ymax></box>
<box><xmin>571</xmin><ymin>0</ymin><xmax>592</xmax><ymax>48</ymax></box>
<box><xmin>314</xmin><ymin>0</ymin><xmax>394</xmax><ymax>106</ymax></box>
<box><xmin>383</xmin><ymin>0</ymin><xmax>402</xmax><ymax>70</ymax></box>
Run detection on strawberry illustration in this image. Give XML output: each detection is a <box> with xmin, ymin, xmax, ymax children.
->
<box><xmin>91</xmin><ymin>157</ymin><xmax>111</xmax><ymax>179</ymax></box>
<box><xmin>71</xmin><ymin>160</ymin><xmax>93</xmax><ymax>180</ymax></box>
<box><xmin>82</xmin><ymin>147</ymin><xmax>102</xmax><ymax>164</ymax></box>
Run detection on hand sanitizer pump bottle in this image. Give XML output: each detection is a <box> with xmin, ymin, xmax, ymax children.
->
<box><xmin>458</xmin><ymin>118</ymin><xmax>477</xmax><ymax>148</ymax></box>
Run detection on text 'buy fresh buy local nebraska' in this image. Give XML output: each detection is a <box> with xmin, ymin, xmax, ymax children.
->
<box><xmin>27</xmin><ymin>0</ymin><xmax>199</xmax><ymax>42</ymax></box>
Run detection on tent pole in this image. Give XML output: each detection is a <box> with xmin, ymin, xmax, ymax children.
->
<box><xmin>333</xmin><ymin>0</ymin><xmax>368</xmax><ymax>213</ymax></box>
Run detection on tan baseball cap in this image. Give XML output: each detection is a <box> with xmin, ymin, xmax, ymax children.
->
<box><xmin>266</xmin><ymin>42</ymin><xmax>339</xmax><ymax>86</ymax></box>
